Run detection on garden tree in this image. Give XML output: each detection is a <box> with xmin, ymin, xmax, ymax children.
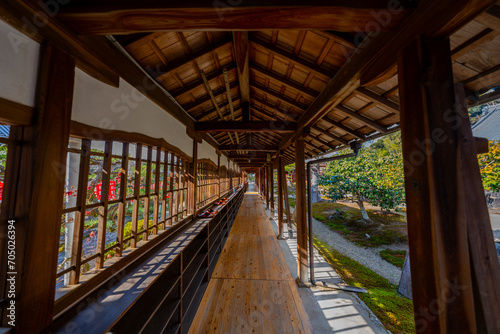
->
<box><xmin>478</xmin><ymin>140</ymin><xmax>500</xmax><ymax>193</ymax></box>
<box><xmin>318</xmin><ymin>132</ymin><xmax>405</xmax><ymax>220</ymax></box>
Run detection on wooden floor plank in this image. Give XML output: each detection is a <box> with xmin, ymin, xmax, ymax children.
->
<box><xmin>189</xmin><ymin>186</ymin><xmax>312</xmax><ymax>333</ymax></box>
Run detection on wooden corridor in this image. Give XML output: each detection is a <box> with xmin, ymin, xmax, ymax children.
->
<box><xmin>189</xmin><ymin>185</ymin><xmax>312</xmax><ymax>333</ymax></box>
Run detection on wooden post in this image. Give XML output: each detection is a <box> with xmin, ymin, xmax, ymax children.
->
<box><xmin>217</xmin><ymin>153</ymin><xmax>221</xmax><ymax>198</ymax></box>
<box><xmin>131</xmin><ymin>143</ymin><xmax>142</xmax><ymax>247</ymax></box>
<box><xmin>69</xmin><ymin>139</ymin><xmax>90</xmax><ymax>284</ymax></box>
<box><xmin>15</xmin><ymin>42</ymin><xmax>75</xmax><ymax>333</ymax></box>
<box><xmin>269</xmin><ymin>161</ymin><xmax>274</xmax><ymax>216</ymax></box>
<box><xmin>153</xmin><ymin>147</ymin><xmax>161</xmax><ymax>233</ymax></box>
<box><xmin>116</xmin><ymin>143</ymin><xmax>129</xmax><ymax>257</ymax></box>
<box><xmin>161</xmin><ymin>151</ymin><xmax>169</xmax><ymax>229</ymax></box>
<box><xmin>277</xmin><ymin>155</ymin><xmax>285</xmax><ymax>239</ymax></box>
<box><xmin>455</xmin><ymin>84</ymin><xmax>500</xmax><ymax>333</ymax></box>
<box><xmin>192</xmin><ymin>139</ymin><xmax>198</xmax><ymax>217</ymax></box>
<box><xmin>265</xmin><ymin>164</ymin><xmax>269</xmax><ymax>209</ymax></box>
<box><xmin>295</xmin><ymin>137</ymin><xmax>308</xmax><ymax>284</ymax></box>
<box><xmin>398</xmin><ymin>37</ymin><xmax>483</xmax><ymax>333</ymax></box>
<box><xmin>96</xmin><ymin>141</ymin><xmax>112</xmax><ymax>268</ymax></box>
<box><xmin>168</xmin><ymin>153</ymin><xmax>175</xmax><ymax>225</ymax></box>
<box><xmin>142</xmin><ymin>146</ymin><xmax>152</xmax><ymax>241</ymax></box>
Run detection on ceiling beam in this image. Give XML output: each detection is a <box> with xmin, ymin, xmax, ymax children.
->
<box><xmin>251</xmin><ymin>37</ymin><xmax>398</xmax><ymax>115</ymax></box>
<box><xmin>219</xmin><ymin>144</ymin><xmax>278</xmax><ymax>152</ymax></box>
<box><xmin>320</xmin><ymin>115</ymin><xmax>365</xmax><ymax>139</ymax></box>
<box><xmin>153</xmin><ymin>37</ymin><xmax>233</xmax><ymax>78</ymax></box>
<box><xmin>251</xmin><ymin>97</ymin><xmax>300</xmax><ymax>121</ymax></box>
<box><xmin>195</xmin><ymin>121</ymin><xmax>297</xmax><ymax>133</ymax></box>
<box><xmin>251</xmin><ymin>62</ymin><xmax>320</xmax><ymax>98</ymax></box>
<box><xmin>171</xmin><ymin>63</ymin><xmax>237</xmax><ymax>97</ymax></box>
<box><xmin>355</xmin><ymin>87</ymin><xmax>400</xmax><ymax>114</ymax></box>
<box><xmin>250</xmin><ymin>35</ymin><xmax>336</xmax><ymax>77</ymax></box>
<box><xmin>233</xmin><ymin>32</ymin><xmax>250</xmax><ymax>105</ymax></box>
<box><xmin>310</xmin><ymin>125</ymin><xmax>350</xmax><ymax>146</ymax></box>
<box><xmin>183</xmin><ymin>80</ymin><xmax>238</xmax><ymax>111</ymax></box>
<box><xmin>275</xmin><ymin>0</ymin><xmax>494</xmax><ymax>155</ymax></box>
<box><xmin>252</xmin><ymin>82</ymin><xmax>308</xmax><ymax>111</ymax></box>
<box><xmin>335</xmin><ymin>105</ymin><xmax>388</xmax><ymax>133</ymax></box>
<box><xmin>57</xmin><ymin>2</ymin><xmax>412</xmax><ymax>34</ymax></box>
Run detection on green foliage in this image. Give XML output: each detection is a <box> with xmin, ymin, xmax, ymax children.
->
<box><xmin>314</xmin><ymin>237</ymin><xmax>415</xmax><ymax>334</ymax></box>
<box><xmin>312</xmin><ymin>202</ymin><xmax>407</xmax><ymax>247</ymax></box>
<box><xmin>319</xmin><ymin>133</ymin><xmax>405</xmax><ymax>214</ymax></box>
<box><xmin>0</xmin><ymin>144</ymin><xmax>7</xmax><ymax>180</ymax></box>
<box><xmin>379</xmin><ymin>249</ymin><xmax>407</xmax><ymax>268</ymax></box>
<box><xmin>284</xmin><ymin>163</ymin><xmax>295</xmax><ymax>173</ymax></box>
<box><xmin>479</xmin><ymin>140</ymin><xmax>500</xmax><ymax>193</ymax></box>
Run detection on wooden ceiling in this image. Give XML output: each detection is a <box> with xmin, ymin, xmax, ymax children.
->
<box><xmin>13</xmin><ymin>0</ymin><xmax>500</xmax><ymax>169</ymax></box>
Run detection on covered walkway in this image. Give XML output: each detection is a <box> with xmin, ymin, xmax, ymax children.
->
<box><xmin>190</xmin><ymin>184</ymin><xmax>312</xmax><ymax>333</ymax></box>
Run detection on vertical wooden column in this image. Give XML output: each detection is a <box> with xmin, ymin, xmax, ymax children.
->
<box><xmin>217</xmin><ymin>153</ymin><xmax>221</xmax><ymax>198</ymax></box>
<box><xmin>269</xmin><ymin>161</ymin><xmax>274</xmax><ymax>216</ymax></box>
<box><xmin>96</xmin><ymin>141</ymin><xmax>112</xmax><ymax>268</ymax></box>
<box><xmin>161</xmin><ymin>151</ymin><xmax>169</xmax><ymax>229</ymax></box>
<box><xmin>14</xmin><ymin>43</ymin><xmax>75</xmax><ymax>333</ymax></box>
<box><xmin>265</xmin><ymin>164</ymin><xmax>269</xmax><ymax>209</ymax></box>
<box><xmin>116</xmin><ymin>143</ymin><xmax>129</xmax><ymax>257</ymax></box>
<box><xmin>277</xmin><ymin>155</ymin><xmax>285</xmax><ymax>239</ymax></box>
<box><xmin>295</xmin><ymin>137</ymin><xmax>308</xmax><ymax>284</ymax></box>
<box><xmin>153</xmin><ymin>147</ymin><xmax>161</xmax><ymax>233</ymax></box>
<box><xmin>398</xmin><ymin>37</ymin><xmax>488</xmax><ymax>333</ymax></box>
<box><xmin>68</xmin><ymin>139</ymin><xmax>90</xmax><ymax>284</ymax></box>
<box><xmin>143</xmin><ymin>146</ymin><xmax>152</xmax><ymax>241</ymax></box>
<box><xmin>283</xmin><ymin>169</ymin><xmax>292</xmax><ymax>231</ymax></box>
<box><xmin>131</xmin><ymin>143</ymin><xmax>142</xmax><ymax>247</ymax></box>
<box><xmin>192</xmin><ymin>139</ymin><xmax>198</xmax><ymax>217</ymax></box>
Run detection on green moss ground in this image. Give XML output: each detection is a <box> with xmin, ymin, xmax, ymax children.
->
<box><xmin>379</xmin><ymin>249</ymin><xmax>407</xmax><ymax>268</ymax></box>
<box><xmin>314</xmin><ymin>237</ymin><xmax>415</xmax><ymax>333</ymax></box>
<box><xmin>312</xmin><ymin>202</ymin><xmax>407</xmax><ymax>247</ymax></box>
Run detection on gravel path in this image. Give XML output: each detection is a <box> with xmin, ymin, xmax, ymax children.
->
<box><xmin>310</xmin><ymin>216</ymin><xmax>404</xmax><ymax>285</ymax></box>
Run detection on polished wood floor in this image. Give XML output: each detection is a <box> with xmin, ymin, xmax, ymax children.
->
<box><xmin>189</xmin><ymin>185</ymin><xmax>312</xmax><ymax>333</ymax></box>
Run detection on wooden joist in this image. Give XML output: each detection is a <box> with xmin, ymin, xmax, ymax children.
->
<box><xmin>57</xmin><ymin>1</ymin><xmax>412</xmax><ymax>34</ymax></box>
<box><xmin>196</xmin><ymin>121</ymin><xmax>297</xmax><ymax>133</ymax></box>
<box><xmin>274</xmin><ymin>0</ymin><xmax>497</xmax><ymax>156</ymax></box>
<box><xmin>219</xmin><ymin>144</ymin><xmax>277</xmax><ymax>152</ymax></box>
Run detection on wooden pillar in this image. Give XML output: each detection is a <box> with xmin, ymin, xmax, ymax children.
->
<box><xmin>192</xmin><ymin>139</ymin><xmax>198</xmax><ymax>217</ymax></box>
<box><xmin>295</xmin><ymin>137</ymin><xmax>308</xmax><ymax>284</ymax></box>
<box><xmin>269</xmin><ymin>161</ymin><xmax>274</xmax><ymax>216</ymax></box>
<box><xmin>217</xmin><ymin>153</ymin><xmax>221</xmax><ymax>198</ymax></box>
<box><xmin>277</xmin><ymin>155</ymin><xmax>284</xmax><ymax>239</ymax></box>
<box><xmin>398</xmin><ymin>37</ymin><xmax>500</xmax><ymax>333</ymax></box>
<box><xmin>265</xmin><ymin>164</ymin><xmax>269</xmax><ymax>209</ymax></box>
<box><xmin>12</xmin><ymin>43</ymin><xmax>75</xmax><ymax>333</ymax></box>
<box><xmin>283</xmin><ymin>169</ymin><xmax>292</xmax><ymax>231</ymax></box>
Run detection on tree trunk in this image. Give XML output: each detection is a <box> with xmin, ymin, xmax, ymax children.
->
<box><xmin>398</xmin><ymin>252</ymin><xmax>412</xmax><ymax>299</ymax></box>
<box><xmin>356</xmin><ymin>195</ymin><xmax>370</xmax><ymax>220</ymax></box>
<box><xmin>310</xmin><ymin>164</ymin><xmax>321</xmax><ymax>203</ymax></box>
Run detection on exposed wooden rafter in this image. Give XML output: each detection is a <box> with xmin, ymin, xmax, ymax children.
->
<box><xmin>196</xmin><ymin>121</ymin><xmax>297</xmax><ymax>133</ymax></box>
<box><xmin>57</xmin><ymin>1</ymin><xmax>413</xmax><ymax>34</ymax></box>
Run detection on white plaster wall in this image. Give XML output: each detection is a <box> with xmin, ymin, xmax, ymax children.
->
<box><xmin>198</xmin><ymin>139</ymin><xmax>219</xmax><ymax>166</ymax></box>
<box><xmin>220</xmin><ymin>154</ymin><xmax>228</xmax><ymax>168</ymax></box>
<box><xmin>0</xmin><ymin>19</ymin><xmax>39</xmax><ymax>107</ymax></box>
<box><xmin>72</xmin><ymin>68</ymin><xmax>193</xmax><ymax>157</ymax></box>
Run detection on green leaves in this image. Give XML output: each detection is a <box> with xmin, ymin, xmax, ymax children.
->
<box><xmin>479</xmin><ymin>140</ymin><xmax>500</xmax><ymax>193</ymax></box>
<box><xmin>318</xmin><ymin>132</ymin><xmax>406</xmax><ymax>211</ymax></box>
